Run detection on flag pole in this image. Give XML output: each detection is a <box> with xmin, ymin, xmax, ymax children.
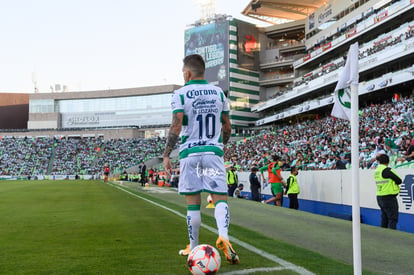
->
<box><xmin>351</xmin><ymin>82</ymin><xmax>361</xmax><ymax>275</ymax></box>
<box><xmin>331</xmin><ymin>42</ymin><xmax>361</xmax><ymax>274</ymax></box>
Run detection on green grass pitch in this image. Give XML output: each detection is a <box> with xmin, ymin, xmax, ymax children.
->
<box><xmin>0</xmin><ymin>180</ymin><xmax>372</xmax><ymax>274</ymax></box>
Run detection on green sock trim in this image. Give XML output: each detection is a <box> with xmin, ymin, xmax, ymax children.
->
<box><xmin>188</xmin><ymin>204</ymin><xmax>201</xmax><ymax>211</ymax></box>
<box><xmin>215</xmin><ymin>200</ymin><xmax>228</xmax><ymax>207</ymax></box>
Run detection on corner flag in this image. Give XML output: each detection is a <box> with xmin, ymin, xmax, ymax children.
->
<box><xmin>331</xmin><ymin>42</ymin><xmax>359</xmax><ymax>120</ymax></box>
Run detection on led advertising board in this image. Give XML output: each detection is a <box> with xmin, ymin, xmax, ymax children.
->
<box><xmin>184</xmin><ymin>21</ymin><xmax>229</xmax><ymax>92</ymax></box>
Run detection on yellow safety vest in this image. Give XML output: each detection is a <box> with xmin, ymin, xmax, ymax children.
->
<box><xmin>374</xmin><ymin>164</ymin><xmax>400</xmax><ymax>196</ymax></box>
<box><xmin>287</xmin><ymin>174</ymin><xmax>300</xmax><ymax>194</ymax></box>
<box><xmin>227</xmin><ymin>170</ymin><xmax>237</xmax><ymax>185</ymax></box>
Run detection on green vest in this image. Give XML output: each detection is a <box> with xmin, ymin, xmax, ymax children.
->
<box><xmin>374</xmin><ymin>164</ymin><xmax>400</xmax><ymax>196</ymax></box>
<box><xmin>287</xmin><ymin>175</ymin><xmax>300</xmax><ymax>194</ymax></box>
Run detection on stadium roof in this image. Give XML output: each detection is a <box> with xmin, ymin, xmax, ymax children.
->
<box><xmin>29</xmin><ymin>84</ymin><xmax>181</xmax><ymax>100</ymax></box>
<box><xmin>242</xmin><ymin>0</ymin><xmax>325</xmax><ymax>24</ymax></box>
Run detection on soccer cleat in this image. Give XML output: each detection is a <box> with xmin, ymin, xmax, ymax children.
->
<box><xmin>216</xmin><ymin>236</ymin><xmax>239</xmax><ymax>264</ymax></box>
<box><xmin>178</xmin><ymin>244</ymin><xmax>191</xmax><ymax>256</ymax></box>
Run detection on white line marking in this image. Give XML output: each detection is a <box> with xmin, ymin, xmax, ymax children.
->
<box><xmin>107</xmin><ymin>182</ymin><xmax>315</xmax><ymax>275</ymax></box>
<box><xmin>221</xmin><ymin>267</ymin><xmax>287</xmax><ymax>275</ymax></box>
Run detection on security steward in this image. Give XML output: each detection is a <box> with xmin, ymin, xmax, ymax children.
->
<box><xmin>285</xmin><ymin>166</ymin><xmax>300</xmax><ymax>209</ymax></box>
<box><xmin>227</xmin><ymin>166</ymin><xmax>238</xmax><ymax>196</ymax></box>
<box><xmin>374</xmin><ymin>154</ymin><xmax>402</xmax><ymax>229</ymax></box>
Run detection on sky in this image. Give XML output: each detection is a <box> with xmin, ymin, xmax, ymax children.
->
<box><xmin>0</xmin><ymin>0</ymin><xmax>266</xmax><ymax>93</ymax></box>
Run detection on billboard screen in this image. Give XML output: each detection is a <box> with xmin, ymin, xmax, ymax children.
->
<box><xmin>184</xmin><ymin>21</ymin><xmax>229</xmax><ymax>92</ymax></box>
<box><xmin>237</xmin><ymin>20</ymin><xmax>259</xmax><ymax>71</ymax></box>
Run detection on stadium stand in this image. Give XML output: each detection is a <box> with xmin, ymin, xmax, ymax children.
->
<box><xmin>0</xmin><ymin>136</ymin><xmax>54</xmax><ymax>176</ymax></box>
<box><xmin>1</xmin><ymin>95</ymin><xmax>412</xmax><ymax>177</ymax></box>
<box><xmin>224</xmin><ymin>94</ymin><xmax>414</xmax><ymax>171</ymax></box>
<box><xmin>0</xmin><ymin>136</ymin><xmax>166</xmax><ymax>177</ymax></box>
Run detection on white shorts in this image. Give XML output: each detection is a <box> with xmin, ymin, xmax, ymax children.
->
<box><xmin>178</xmin><ymin>154</ymin><xmax>227</xmax><ymax>195</ymax></box>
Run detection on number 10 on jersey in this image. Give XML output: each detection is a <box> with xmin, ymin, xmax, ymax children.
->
<box><xmin>196</xmin><ymin>114</ymin><xmax>216</xmax><ymax>139</ymax></box>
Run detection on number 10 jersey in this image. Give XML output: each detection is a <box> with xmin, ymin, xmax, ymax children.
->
<box><xmin>170</xmin><ymin>79</ymin><xmax>229</xmax><ymax>160</ymax></box>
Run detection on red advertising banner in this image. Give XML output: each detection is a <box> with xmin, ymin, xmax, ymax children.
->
<box><xmin>373</xmin><ymin>35</ymin><xmax>392</xmax><ymax>45</ymax></box>
<box><xmin>374</xmin><ymin>11</ymin><xmax>388</xmax><ymax>23</ymax></box>
<box><xmin>346</xmin><ymin>28</ymin><xmax>357</xmax><ymax>38</ymax></box>
<box><xmin>304</xmin><ymin>72</ymin><xmax>313</xmax><ymax>78</ymax></box>
<box><xmin>322</xmin><ymin>42</ymin><xmax>332</xmax><ymax>51</ymax></box>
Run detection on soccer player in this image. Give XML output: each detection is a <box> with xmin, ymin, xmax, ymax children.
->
<box><xmin>103</xmin><ymin>164</ymin><xmax>110</xmax><ymax>182</ymax></box>
<box><xmin>260</xmin><ymin>154</ymin><xmax>286</xmax><ymax>206</ymax></box>
<box><xmin>163</xmin><ymin>54</ymin><xmax>239</xmax><ymax>264</ymax></box>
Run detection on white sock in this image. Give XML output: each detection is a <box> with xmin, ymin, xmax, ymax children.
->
<box><xmin>187</xmin><ymin>205</ymin><xmax>201</xmax><ymax>250</ymax></box>
<box><xmin>214</xmin><ymin>200</ymin><xmax>229</xmax><ymax>239</ymax></box>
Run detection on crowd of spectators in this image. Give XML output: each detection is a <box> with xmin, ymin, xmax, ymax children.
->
<box><xmin>0</xmin><ymin>94</ymin><xmax>412</xmax><ymax>176</ymax></box>
<box><xmin>292</xmin><ymin>20</ymin><xmax>414</xmax><ymax>90</ymax></box>
<box><xmin>0</xmin><ymin>136</ymin><xmax>53</xmax><ymax>176</ymax></box>
<box><xmin>94</xmin><ymin>137</ymin><xmax>166</xmax><ymax>175</ymax></box>
<box><xmin>359</xmin><ymin>33</ymin><xmax>404</xmax><ymax>59</ymax></box>
<box><xmin>49</xmin><ymin>137</ymin><xmax>105</xmax><ymax>175</ymax></box>
<box><xmin>304</xmin><ymin>0</ymin><xmax>403</xmax><ymax>57</ymax></box>
<box><xmin>224</xmin><ymin>94</ymin><xmax>414</xmax><ymax>171</ymax></box>
<box><xmin>0</xmin><ymin>136</ymin><xmax>166</xmax><ymax>177</ymax></box>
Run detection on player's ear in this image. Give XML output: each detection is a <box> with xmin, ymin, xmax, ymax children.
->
<box><xmin>185</xmin><ymin>70</ymin><xmax>192</xmax><ymax>81</ymax></box>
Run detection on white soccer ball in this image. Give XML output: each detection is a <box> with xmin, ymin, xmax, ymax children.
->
<box><xmin>207</xmin><ymin>194</ymin><xmax>213</xmax><ymax>204</ymax></box>
<box><xmin>187</xmin><ymin>244</ymin><xmax>221</xmax><ymax>275</ymax></box>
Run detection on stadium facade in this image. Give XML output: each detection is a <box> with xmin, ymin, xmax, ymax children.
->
<box><xmin>247</xmin><ymin>0</ymin><xmax>414</xmax><ymax>125</ymax></box>
<box><xmin>1</xmin><ymin>0</ymin><xmax>413</xmax><ymax>136</ymax></box>
<box><xmin>182</xmin><ymin>0</ymin><xmax>414</xmax><ymax>129</ymax></box>
<box><xmin>0</xmin><ymin>85</ymin><xmax>182</xmax><ymax>139</ymax></box>
<box><xmin>22</xmin><ymin>85</ymin><xmax>180</xmax><ymax>139</ymax></box>
<box><xmin>0</xmin><ymin>93</ymin><xmax>29</xmax><ymax>129</ymax></box>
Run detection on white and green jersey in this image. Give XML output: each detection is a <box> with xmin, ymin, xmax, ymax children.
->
<box><xmin>171</xmin><ymin>79</ymin><xmax>229</xmax><ymax>159</ymax></box>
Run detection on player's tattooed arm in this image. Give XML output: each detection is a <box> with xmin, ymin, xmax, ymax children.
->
<box><xmin>164</xmin><ymin>112</ymin><xmax>183</xmax><ymax>157</ymax></box>
<box><xmin>221</xmin><ymin>113</ymin><xmax>231</xmax><ymax>145</ymax></box>
<box><xmin>164</xmin><ymin>132</ymin><xmax>179</xmax><ymax>157</ymax></box>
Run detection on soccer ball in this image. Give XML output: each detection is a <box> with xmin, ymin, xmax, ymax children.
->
<box><xmin>187</xmin><ymin>244</ymin><xmax>221</xmax><ymax>275</ymax></box>
<box><xmin>207</xmin><ymin>194</ymin><xmax>213</xmax><ymax>204</ymax></box>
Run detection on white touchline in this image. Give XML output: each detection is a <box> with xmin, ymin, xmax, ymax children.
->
<box><xmin>108</xmin><ymin>182</ymin><xmax>315</xmax><ymax>275</ymax></box>
<box><xmin>221</xmin><ymin>267</ymin><xmax>288</xmax><ymax>275</ymax></box>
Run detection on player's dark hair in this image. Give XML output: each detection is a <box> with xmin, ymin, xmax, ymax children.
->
<box><xmin>272</xmin><ymin>154</ymin><xmax>280</xmax><ymax>161</ymax></box>
<box><xmin>183</xmin><ymin>54</ymin><xmax>205</xmax><ymax>77</ymax></box>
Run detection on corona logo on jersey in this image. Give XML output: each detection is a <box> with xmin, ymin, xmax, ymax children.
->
<box><xmin>186</xmin><ymin>89</ymin><xmax>218</xmax><ymax>99</ymax></box>
<box><xmin>400</xmin><ymin>174</ymin><xmax>414</xmax><ymax>210</ymax></box>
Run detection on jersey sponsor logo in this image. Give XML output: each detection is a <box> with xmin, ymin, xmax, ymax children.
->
<box><xmin>188</xmin><ymin>140</ymin><xmax>208</xmax><ymax>148</ymax></box>
<box><xmin>192</xmin><ymin>99</ymin><xmax>216</xmax><ymax>108</ymax></box>
<box><xmin>196</xmin><ymin>162</ymin><xmax>222</xmax><ymax>177</ymax></box>
<box><xmin>186</xmin><ymin>89</ymin><xmax>218</xmax><ymax>99</ymax></box>
<box><xmin>192</xmin><ymin>99</ymin><xmax>219</xmax><ymax>115</ymax></box>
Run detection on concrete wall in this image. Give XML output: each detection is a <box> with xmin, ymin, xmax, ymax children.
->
<box><xmin>238</xmin><ymin>168</ymin><xmax>414</xmax><ymax>233</ymax></box>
